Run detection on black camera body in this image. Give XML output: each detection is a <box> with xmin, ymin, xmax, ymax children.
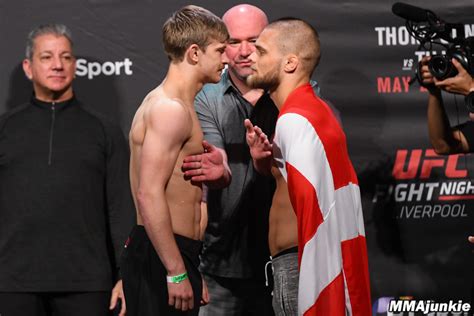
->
<box><xmin>428</xmin><ymin>37</ymin><xmax>474</xmax><ymax>80</ymax></box>
<box><xmin>392</xmin><ymin>3</ymin><xmax>474</xmax><ymax>83</ymax></box>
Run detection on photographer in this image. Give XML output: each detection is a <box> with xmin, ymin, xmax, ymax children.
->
<box><xmin>420</xmin><ymin>56</ymin><xmax>474</xmax><ymax>246</ymax></box>
<box><xmin>422</xmin><ymin>57</ymin><xmax>474</xmax><ymax>154</ymax></box>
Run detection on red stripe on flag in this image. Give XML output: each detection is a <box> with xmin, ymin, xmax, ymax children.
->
<box><xmin>286</xmin><ymin>162</ymin><xmax>323</xmax><ymax>265</ymax></box>
<box><xmin>303</xmin><ymin>272</ymin><xmax>346</xmax><ymax>316</ymax></box>
<box><xmin>341</xmin><ymin>236</ymin><xmax>372</xmax><ymax>316</ymax></box>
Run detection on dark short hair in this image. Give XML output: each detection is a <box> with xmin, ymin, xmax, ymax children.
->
<box><xmin>26</xmin><ymin>23</ymin><xmax>73</xmax><ymax>60</ymax></box>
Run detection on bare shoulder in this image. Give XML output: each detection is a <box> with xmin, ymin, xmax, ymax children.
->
<box><xmin>139</xmin><ymin>88</ymin><xmax>193</xmax><ymax>139</ymax></box>
<box><xmin>148</xmin><ymin>97</ymin><xmax>190</xmax><ymax>125</ymax></box>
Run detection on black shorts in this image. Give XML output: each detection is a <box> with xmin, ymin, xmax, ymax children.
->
<box><xmin>121</xmin><ymin>225</ymin><xmax>202</xmax><ymax>316</ymax></box>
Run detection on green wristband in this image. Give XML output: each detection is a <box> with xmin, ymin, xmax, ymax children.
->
<box><xmin>166</xmin><ymin>272</ymin><xmax>188</xmax><ymax>284</ymax></box>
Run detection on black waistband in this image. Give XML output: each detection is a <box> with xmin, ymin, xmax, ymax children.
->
<box><xmin>273</xmin><ymin>246</ymin><xmax>298</xmax><ymax>259</ymax></box>
<box><xmin>131</xmin><ymin>225</ymin><xmax>203</xmax><ymax>259</ymax></box>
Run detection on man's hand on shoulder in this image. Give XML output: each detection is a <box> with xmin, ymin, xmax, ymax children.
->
<box><xmin>182</xmin><ymin>140</ymin><xmax>231</xmax><ymax>189</ymax></box>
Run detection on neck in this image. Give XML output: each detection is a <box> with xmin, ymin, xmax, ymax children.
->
<box><xmin>228</xmin><ymin>69</ymin><xmax>264</xmax><ymax>105</ymax></box>
<box><xmin>228</xmin><ymin>69</ymin><xmax>252</xmax><ymax>95</ymax></box>
<box><xmin>270</xmin><ymin>76</ymin><xmax>310</xmax><ymax>110</ymax></box>
<box><xmin>34</xmin><ymin>87</ymin><xmax>73</xmax><ymax>103</ymax></box>
<box><xmin>164</xmin><ymin>63</ymin><xmax>203</xmax><ymax>105</ymax></box>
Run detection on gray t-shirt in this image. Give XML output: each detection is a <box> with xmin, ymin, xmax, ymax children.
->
<box><xmin>196</xmin><ymin>70</ymin><xmax>322</xmax><ymax>278</ymax></box>
<box><xmin>195</xmin><ymin>70</ymin><xmax>277</xmax><ymax>278</ymax></box>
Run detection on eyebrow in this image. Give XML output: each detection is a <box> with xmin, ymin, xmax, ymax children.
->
<box><xmin>228</xmin><ymin>37</ymin><xmax>258</xmax><ymax>42</ymax></box>
<box><xmin>255</xmin><ymin>44</ymin><xmax>267</xmax><ymax>53</ymax></box>
<box><xmin>38</xmin><ymin>50</ymin><xmax>72</xmax><ymax>55</ymax></box>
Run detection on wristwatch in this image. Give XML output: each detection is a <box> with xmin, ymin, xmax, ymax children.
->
<box><xmin>466</xmin><ymin>88</ymin><xmax>474</xmax><ymax>113</ymax></box>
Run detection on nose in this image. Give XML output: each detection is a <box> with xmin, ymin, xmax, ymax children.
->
<box><xmin>239</xmin><ymin>41</ymin><xmax>252</xmax><ymax>57</ymax></box>
<box><xmin>249</xmin><ymin>51</ymin><xmax>257</xmax><ymax>64</ymax></box>
<box><xmin>52</xmin><ymin>55</ymin><xmax>64</xmax><ymax>70</ymax></box>
<box><xmin>222</xmin><ymin>52</ymin><xmax>230</xmax><ymax>65</ymax></box>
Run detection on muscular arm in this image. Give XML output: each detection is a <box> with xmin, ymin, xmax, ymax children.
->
<box><xmin>135</xmin><ymin>101</ymin><xmax>194</xmax><ymax>310</ymax></box>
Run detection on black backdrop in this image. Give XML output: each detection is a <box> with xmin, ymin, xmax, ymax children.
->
<box><xmin>1</xmin><ymin>1</ymin><xmax>473</xmax><ymax>314</ymax></box>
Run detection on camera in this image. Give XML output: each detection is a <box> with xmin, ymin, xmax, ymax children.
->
<box><xmin>392</xmin><ymin>3</ymin><xmax>474</xmax><ymax>82</ymax></box>
<box><xmin>428</xmin><ymin>38</ymin><xmax>474</xmax><ymax>80</ymax></box>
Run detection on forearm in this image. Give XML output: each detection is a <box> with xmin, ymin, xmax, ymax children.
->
<box><xmin>427</xmin><ymin>90</ymin><xmax>461</xmax><ymax>154</ymax></box>
<box><xmin>138</xmin><ymin>192</ymin><xmax>186</xmax><ymax>275</ymax></box>
<box><xmin>252</xmin><ymin>157</ymin><xmax>272</xmax><ymax>176</ymax></box>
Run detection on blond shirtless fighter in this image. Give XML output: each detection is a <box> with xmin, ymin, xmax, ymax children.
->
<box><xmin>121</xmin><ymin>6</ymin><xmax>228</xmax><ymax>316</ymax></box>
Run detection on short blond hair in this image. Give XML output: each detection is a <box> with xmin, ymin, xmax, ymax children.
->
<box><xmin>163</xmin><ymin>5</ymin><xmax>228</xmax><ymax>61</ymax></box>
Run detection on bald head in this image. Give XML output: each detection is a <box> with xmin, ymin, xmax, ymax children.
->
<box><xmin>222</xmin><ymin>4</ymin><xmax>268</xmax><ymax>28</ymax></box>
<box><xmin>221</xmin><ymin>4</ymin><xmax>268</xmax><ymax>82</ymax></box>
<box><xmin>266</xmin><ymin>18</ymin><xmax>321</xmax><ymax>76</ymax></box>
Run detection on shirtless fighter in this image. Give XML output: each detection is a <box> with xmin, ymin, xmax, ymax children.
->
<box><xmin>245</xmin><ymin>120</ymin><xmax>299</xmax><ymax>315</ymax></box>
<box><xmin>245</xmin><ymin>18</ymin><xmax>371</xmax><ymax>316</ymax></box>
<box><xmin>121</xmin><ymin>6</ymin><xmax>228</xmax><ymax>316</ymax></box>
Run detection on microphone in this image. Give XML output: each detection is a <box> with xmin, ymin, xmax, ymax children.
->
<box><xmin>392</xmin><ymin>2</ymin><xmax>430</xmax><ymax>23</ymax></box>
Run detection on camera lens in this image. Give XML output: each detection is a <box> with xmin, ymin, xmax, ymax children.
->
<box><xmin>428</xmin><ymin>55</ymin><xmax>453</xmax><ymax>80</ymax></box>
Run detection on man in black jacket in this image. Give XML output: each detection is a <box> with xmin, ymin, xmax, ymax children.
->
<box><xmin>0</xmin><ymin>24</ymin><xmax>135</xmax><ymax>316</ymax></box>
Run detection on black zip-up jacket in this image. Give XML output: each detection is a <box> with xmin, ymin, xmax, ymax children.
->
<box><xmin>0</xmin><ymin>96</ymin><xmax>135</xmax><ymax>292</ymax></box>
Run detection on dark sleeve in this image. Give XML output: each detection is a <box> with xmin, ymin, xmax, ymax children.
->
<box><xmin>251</xmin><ymin>94</ymin><xmax>279</xmax><ymax>137</ymax></box>
<box><xmin>457</xmin><ymin>121</ymin><xmax>474</xmax><ymax>152</ymax></box>
<box><xmin>195</xmin><ymin>90</ymin><xmax>225</xmax><ymax>149</ymax></box>
<box><xmin>104</xmin><ymin>123</ymin><xmax>136</xmax><ymax>272</ymax></box>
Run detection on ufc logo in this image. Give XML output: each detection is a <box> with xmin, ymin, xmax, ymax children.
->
<box><xmin>392</xmin><ymin>149</ymin><xmax>467</xmax><ymax>180</ymax></box>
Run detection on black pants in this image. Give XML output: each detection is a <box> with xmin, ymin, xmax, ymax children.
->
<box><xmin>121</xmin><ymin>225</ymin><xmax>203</xmax><ymax>316</ymax></box>
<box><xmin>0</xmin><ymin>291</ymin><xmax>110</xmax><ymax>316</ymax></box>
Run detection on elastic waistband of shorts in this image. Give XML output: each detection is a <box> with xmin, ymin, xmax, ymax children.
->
<box><xmin>273</xmin><ymin>246</ymin><xmax>298</xmax><ymax>260</ymax></box>
<box><xmin>132</xmin><ymin>225</ymin><xmax>203</xmax><ymax>258</ymax></box>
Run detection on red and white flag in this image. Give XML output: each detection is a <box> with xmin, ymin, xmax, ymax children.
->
<box><xmin>273</xmin><ymin>84</ymin><xmax>371</xmax><ymax>316</ymax></box>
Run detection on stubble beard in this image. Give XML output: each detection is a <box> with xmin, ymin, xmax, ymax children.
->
<box><xmin>246</xmin><ymin>66</ymin><xmax>280</xmax><ymax>92</ymax></box>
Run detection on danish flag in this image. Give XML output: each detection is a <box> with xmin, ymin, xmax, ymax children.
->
<box><xmin>273</xmin><ymin>84</ymin><xmax>372</xmax><ymax>316</ymax></box>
